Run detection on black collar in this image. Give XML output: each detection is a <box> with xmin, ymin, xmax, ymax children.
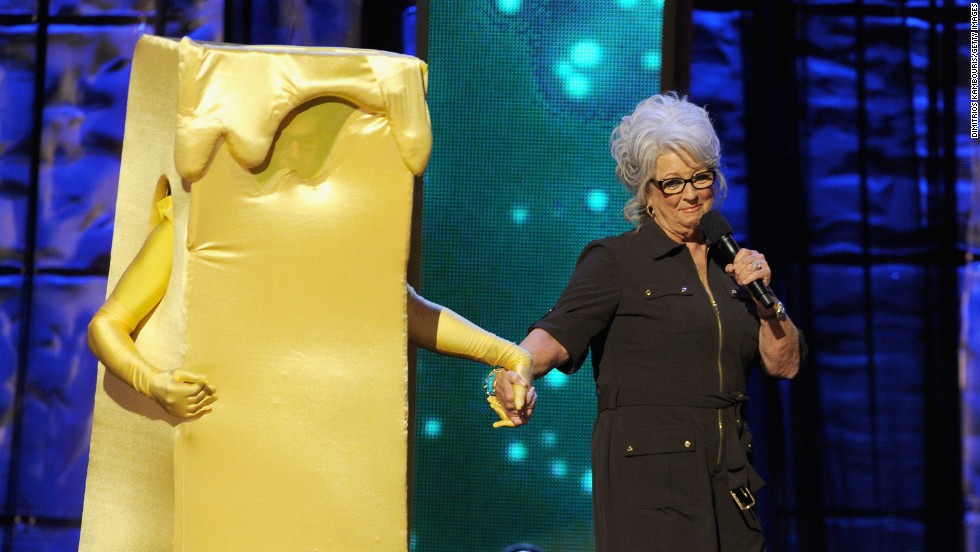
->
<box><xmin>636</xmin><ymin>219</ymin><xmax>688</xmax><ymax>260</ymax></box>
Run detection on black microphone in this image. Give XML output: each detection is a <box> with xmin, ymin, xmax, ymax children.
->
<box><xmin>700</xmin><ymin>210</ymin><xmax>774</xmax><ymax>309</ymax></box>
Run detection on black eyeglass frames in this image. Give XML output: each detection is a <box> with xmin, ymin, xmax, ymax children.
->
<box><xmin>650</xmin><ymin>168</ymin><xmax>716</xmax><ymax>195</ymax></box>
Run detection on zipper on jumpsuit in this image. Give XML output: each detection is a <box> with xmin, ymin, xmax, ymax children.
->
<box><xmin>689</xmin><ymin>248</ymin><xmax>725</xmax><ymax>467</ymax></box>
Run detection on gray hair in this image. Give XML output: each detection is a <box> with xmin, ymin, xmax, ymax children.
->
<box><xmin>610</xmin><ymin>92</ymin><xmax>727</xmax><ymax>224</ymax></box>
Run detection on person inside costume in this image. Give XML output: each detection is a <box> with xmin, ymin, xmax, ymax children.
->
<box><xmin>493</xmin><ymin>92</ymin><xmax>806</xmax><ymax>551</ymax></box>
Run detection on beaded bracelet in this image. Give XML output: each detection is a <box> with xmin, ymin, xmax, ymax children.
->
<box><xmin>483</xmin><ymin>367</ymin><xmax>507</xmax><ymax>397</ymax></box>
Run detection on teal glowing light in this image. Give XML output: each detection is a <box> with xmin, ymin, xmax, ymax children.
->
<box><xmin>542</xmin><ymin>431</ymin><xmax>558</xmax><ymax>447</ymax></box>
<box><xmin>586</xmin><ymin>189</ymin><xmax>609</xmax><ymax>212</ymax></box>
<box><xmin>554</xmin><ymin>60</ymin><xmax>574</xmax><ymax>79</ymax></box>
<box><xmin>496</xmin><ymin>0</ymin><xmax>521</xmax><ymax>15</ymax></box>
<box><xmin>569</xmin><ymin>40</ymin><xmax>603</xmax><ymax>68</ymax></box>
<box><xmin>642</xmin><ymin>50</ymin><xmax>662</xmax><ymax>72</ymax></box>
<box><xmin>615</xmin><ymin>0</ymin><xmax>640</xmax><ymax>8</ymax></box>
<box><xmin>542</xmin><ymin>369</ymin><xmax>567</xmax><ymax>388</ymax></box>
<box><xmin>563</xmin><ymin>73</ymin><xmax>591</xmax><ymax>99</ymax></box>
<box><xmin>581</xmin><ymin>470</ymin><xmax>593</xmax><ymax>493</ymax></box>
<box><xmin>507</xmin><ymin>441</ymin><xmax>528</xmax><ymax>462</ymax></box>
<box><xmin>423</xmin><ymin>418</ymin><xmax>443</xmax><ymax>438</ymax></box>
<box><xmin>511</xmin><ymin>206</ymin><xmax>530</xmax><ymax>224</ymax></box>
<box><xmin>550</xmin><ymin>459</ymin><xmax>568</xmax><ymax>477</ymax></box>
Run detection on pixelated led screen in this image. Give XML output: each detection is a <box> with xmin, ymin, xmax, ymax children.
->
<box><xmin>413</xmin><ymin>2</ymin><xmax>666</xmax><ymax>550</ymax></box>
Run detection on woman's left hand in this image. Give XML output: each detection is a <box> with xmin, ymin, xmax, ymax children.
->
<box><xmin>725</xmin><ymin>248</ymin><xmax>771</xmax><ymax>295</ymax></box>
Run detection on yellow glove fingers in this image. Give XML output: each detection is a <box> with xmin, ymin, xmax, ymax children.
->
<box><xmin>487</xmin><ymin>396</ymin><xmax>515</xmax><ymax>428</ymax></box>
<box><xmin>183</xmin><ymin>381</ymin><xmax>217</xmax><ymax>410</ymax></box>
<box><xmin>512</xmin><ymin>382</ymin><xmax>527</xmax><ymax>411</ymax></box>
<box><xmin>185</xmin><ymin>392</ymin><xmax>218</xmax><ymax>417</ymax></box>
<box><xmin>150</xmin><ymin>370</ymin><xmax>217</xmax><ymax>418</ymax></box>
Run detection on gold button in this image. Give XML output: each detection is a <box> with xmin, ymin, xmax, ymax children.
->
<box><xmin>644</xmin><ymin>290</ymin><xmax>651</xmax><ymax>297</ymax></box>
<box><xmin>626</xmin><ymin>445</ymin><xmax>634</xmax><ymax>452</ymax></box>
<box><xmin>684</xmin><ymin>440</ymin><xmax>692</xmax><ymax>448</ymax></box>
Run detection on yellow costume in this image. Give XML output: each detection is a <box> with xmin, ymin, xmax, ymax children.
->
<box><xmin>80</xmin><ymin>35</ymin><xmax>530</xmax><ymax>552</ymax></box>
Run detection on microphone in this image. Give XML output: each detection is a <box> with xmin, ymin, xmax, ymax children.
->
<box><xmin>700</xmin><ymin>210</ymin><xmax>774</xmax><ymax>309</ymax></box>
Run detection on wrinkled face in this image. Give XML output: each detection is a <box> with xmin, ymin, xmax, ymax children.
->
<box><xmin>645</xmin><ymin>150</ymin><xmax>715</xmax><ymax>242</ymax></box>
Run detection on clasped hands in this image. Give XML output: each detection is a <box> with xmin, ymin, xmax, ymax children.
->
<box><xmin>487</xmin><ymin>363</ymin><xmax>537</xmax><ymax>428</ymax></box>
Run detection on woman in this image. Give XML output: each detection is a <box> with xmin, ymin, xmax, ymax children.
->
<box><xmin>499</xmin><ymin>92</ymin><xmax>805</xmax><ymax>551</ymax></box>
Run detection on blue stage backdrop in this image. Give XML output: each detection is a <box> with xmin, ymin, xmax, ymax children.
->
<box><xmin>414</xmin><ymin>3</ymin><xmax>665</xmax><ymax>551</ymax></box>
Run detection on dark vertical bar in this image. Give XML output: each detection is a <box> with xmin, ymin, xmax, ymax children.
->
<box><xmin>661</xmin><ymin>0</ymin><xmax>692</xmax><ymax>95</ymax></box>
<box><xmin>154</xmin><ymin>0</ymin><xmax>166</xmax><ymax>37</ymax></box>
<box><xmin>361</xmin><ymin>0</ymin><xmax>410</xmax><ymax>53</ymax></box>
<box><xmin>740</xmin><ymin>2</ymin><xmax>823</xmax><ymax>550</ymax></box>
<box><xmin>414</xmin><ymin>0</ymin><xmax>428</xmax><ymax>62</ymax></box>
<box><xmin>224</xmin><ymin>0</ymin><xmax>252</xmax><ymax>44</ymax></box>
<box><xmin>923</xmin><ymin>1</ymin><xmax>963</xmax><ymax>550</ymax></box>
<box><xmin>3</xmin><ymin>0</ymin><xmax>49</xmax><ymax>549</ymax></box>
<box><xmin>853</xmin><ymin>4</ymin><xmax>886</xmax><ymax>548</ymax></box>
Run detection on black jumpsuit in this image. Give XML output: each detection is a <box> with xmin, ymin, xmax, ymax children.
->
<box><xmin>532</xmin><ymin>220</ymin><xmax>794</xmax><ymax>552</ymax></box>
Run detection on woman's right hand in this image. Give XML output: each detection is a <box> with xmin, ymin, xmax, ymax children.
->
<box><xmin>491</xmin><ymin>370</ymin><xmax>537</xmax><ymax>427</ymax></box>
<box><xmin>148</xmin><ymin>369</ymin><xmax>217</xmax><ymax>418</ymax></box>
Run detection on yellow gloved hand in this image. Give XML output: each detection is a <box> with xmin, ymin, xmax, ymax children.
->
<box><xmin>434</xmin><ymin>308</ymin><xmax>533</xmax><ymax>415</ymax></box>
<box><xmin>87</xmin><ymin>209</ymin><xmax>216</xmax><ymax>418</ymax></box>
<box><xmin>407</xmin><ymin>286</ymin><xmax>533</xmax><ymax>427</ymax></box>
<box><xmin>487</xmin><ymin>396</ymin><xmax>512</xmax><ymax>428</ymax></box>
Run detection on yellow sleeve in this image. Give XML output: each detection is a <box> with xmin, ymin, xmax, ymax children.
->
<box><xmin>87</xmin><ymin>202</ymin><xmax>174</xmax><ymax>398</ymax></box>
<box><xmin>407</xmin><ymin>285</ymin><xmax>533</xmax><ymax>409</ymax></box>
<box><xmin>432</xmin><ymin>309</ymin><xmax>531</xmax><ymax>378</ymax></box>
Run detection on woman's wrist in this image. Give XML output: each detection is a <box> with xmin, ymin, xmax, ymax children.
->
<box><xmin>483</xmin><ymin>367</ymin><xmax>507</xmax><ymax>397</ymax></box>
<box><xmin>758</xmin><ymin>300</ymin><xmax>787</xmax><ymax>321</ymax></box>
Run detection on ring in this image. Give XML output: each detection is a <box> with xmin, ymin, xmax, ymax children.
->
<box><xmin>753</xmin><ymin>262</ymin><xmax>763</xmax><ymax>271</ymax></box>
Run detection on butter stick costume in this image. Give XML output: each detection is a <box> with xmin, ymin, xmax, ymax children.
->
<box><xmin>79</xmin><ymin>35</ymin><xmax>531</xmax><ymax>552</ymax></box>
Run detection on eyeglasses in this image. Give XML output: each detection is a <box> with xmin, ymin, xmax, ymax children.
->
<box><xmin>650</xmin><ymin>169</ymin><xmax>716</xmax><ymax>195</ymax></box>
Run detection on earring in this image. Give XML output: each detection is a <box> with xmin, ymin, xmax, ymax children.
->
<box><xmin>645</xmin><ymin>205</ymin><xmax>655</xmax><ymax>217</ymax></box>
